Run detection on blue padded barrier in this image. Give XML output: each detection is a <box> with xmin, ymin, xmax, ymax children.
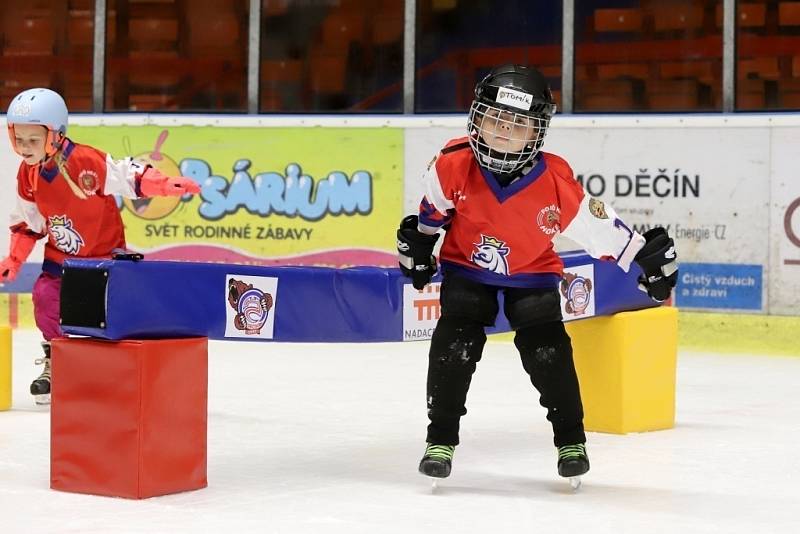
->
<box><xmin>61</xmin><ymin>252</ymin><xmax>657</xmax><ymax>342</ymax></box>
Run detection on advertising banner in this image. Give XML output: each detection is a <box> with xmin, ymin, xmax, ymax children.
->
<box><xmin>70</xmin><ymin>125</ymin><xmax>403</xmax><ymax>267</ymax></box>
<box><xmin>2</xmin><ymin>115</ymin><xmax>799</xmax><ymax>318</ymax></box>
<box><xmin>770</xmin><ymin>127</ymin><xmax>800</xmax><ymax>315</ymax></box>
<box><xmin>549</xmin><ymin>125</ymin><xmax>770</xmax><ymax>312</ymax></box>
<box><xmin>676</xmin><ymin>263</ymin><xmax>762</xmax><ymax>310</ymax></box>
<box><xmin>547</xmin><ymin>126</ymin><xmax>770</xmax><ymax>266</ymax></box>
<box><xmin>405</xmin><ymin>120</ymin><xmax>772</xmax><ymax>313</ymax></box>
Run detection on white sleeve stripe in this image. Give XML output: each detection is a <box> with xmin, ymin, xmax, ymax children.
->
<box><xmin>616</xmin><ymin>232</ymin><xmax>646</xmax><ymax>273</ymax></box>
<box><xmin>103</xmin><ymin>154</ymin><xmax>142</xmax><ymax>199</ymax></box>
<box><xmin>424</xmin><ymin>164</ymin><xmax>454</xmax><ymax>214</ymax></box>
<box><xmin>10</xmin><ymin>196</ymin><xmax>46</xmax><ymax>234</ymax></box>
<box><xmin>418</xmin><ymin>222</ymin><xmax>441</xmax><ymax>235</ymax></box>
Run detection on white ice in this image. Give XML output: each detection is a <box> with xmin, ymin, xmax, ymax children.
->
<box><xmin>1</xmin><ymin>329</ymin><xmax>798</xmax><ymax>534</ymax></box>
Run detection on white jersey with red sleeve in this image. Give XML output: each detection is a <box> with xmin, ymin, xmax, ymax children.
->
<box><xmin>417</xmin><ymin>137</ymin><xmax>645</xmax><ymax>288</ymax></box>
<box><xmin>9</xmin><ymin>138</ymin><xmax>151</xmax><ymax>272</ymax></box>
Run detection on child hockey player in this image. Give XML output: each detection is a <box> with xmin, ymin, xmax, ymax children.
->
<box><xmin>0</xmin><ymin>88</ymin><xmax>200</xmax><ymax>404</ymax></box>
<box><xmin>397</xmin><ymin>64</ymin><xmax>678</xmax><ymax>485</ymax></box>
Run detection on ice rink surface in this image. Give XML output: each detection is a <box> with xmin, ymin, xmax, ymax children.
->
<box><xmin>1</xmin><ymin>329</ymin><xmax>798</xmax><ymax>534</ymax></box>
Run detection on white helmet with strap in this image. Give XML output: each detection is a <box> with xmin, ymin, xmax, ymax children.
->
<box><xmin>6</xmin><ymin>88</ymin><xmax>68</xmax><ymax>157</ymax></box>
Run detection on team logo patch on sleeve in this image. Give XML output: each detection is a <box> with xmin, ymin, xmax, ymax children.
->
<box><xmin>471</xmin><ymin>235</ymin><xmax>511</xmax><ymax>275</ymax></box>
<box><xmin>78</xmin><ymin>169</ymin><xmax>99</xmax><ymax>196</ymax></box>
<box><xmin>588</xmin><ymin>198</ymin><xmax>608</xmax><ymax>219</ymax></box>
<box><xmin>536</xmin><ymin>204</ymin><xmax>561</xmax><ymax>235</ymax></box>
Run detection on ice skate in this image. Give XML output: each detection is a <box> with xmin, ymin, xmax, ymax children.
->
<box><xmin>419</xmin><ymin>443</ymin><xmax>455</xmax><ymax>490</ymax></box>
<box><xmin>30</xmin><ymin>343</ymin><xmax>51</xmax><ymax>406</ymax></box>
<box><xmin>557</xmin><ymin>443</ymin><xmax>589</xmax><ymax>490</ymax></box>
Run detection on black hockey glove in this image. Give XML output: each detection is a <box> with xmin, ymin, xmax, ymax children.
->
<box><xmin>397</xmin><ymin>215</ymin><xmax>439</xmax><ymax>290</ymax></box>
<box><xmin>634</xmin><ymin>227</ymin><xmax>678</xmax><ymax>302</ymax></box>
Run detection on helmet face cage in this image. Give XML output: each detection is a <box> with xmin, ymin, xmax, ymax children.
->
<box><xmin>468</xmin><ymin>100</ymin><xmax>552</xmax><ymax>174</ymax></box>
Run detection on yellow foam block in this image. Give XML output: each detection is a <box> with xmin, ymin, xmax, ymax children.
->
<box><xmin>0</xmin><ymin>324</ymin><xmax>10</xmax><ymax>411</ymax></box>
<box><xmin>567</xmin><ymin>306</ymin><xmax>678</xmax><ymax>434</ymax></box>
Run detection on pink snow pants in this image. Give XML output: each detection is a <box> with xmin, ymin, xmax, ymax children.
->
<box><xmin>33</xmin><ymin>272</ymin><xmax>63</xmax><ymax>341</ymax></box>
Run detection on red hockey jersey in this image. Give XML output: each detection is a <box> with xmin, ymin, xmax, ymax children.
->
<box><xmin>418</xmin><ymin>138</ymin><xmax>644</xmax><ymax>288</ymax></box>
<box><xmin>9</xmin><ymin>138</ymin><xmax>151</xmax><ymax>272</ymax></box>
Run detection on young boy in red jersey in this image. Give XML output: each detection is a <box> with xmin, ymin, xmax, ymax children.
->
<box><xmin>1</xmin><ymin>88</ymin><xmax>200</xmax><ymax>405</ymax></box>
<box><xmin>397</xmin><ymin>65</ymin><xmax>678</xmax><ymax>483</ymax></box>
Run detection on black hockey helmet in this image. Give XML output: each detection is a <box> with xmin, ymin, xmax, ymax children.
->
<box><xmin>468</xmin><ymin>64</ymin><xmax>557</xmax><ymax>174</ymax></box>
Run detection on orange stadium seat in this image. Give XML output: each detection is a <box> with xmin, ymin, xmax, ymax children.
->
<box><xmin>778</xmin><ymin>2</ymin><xmax>800</xmax><ymax>26</ymax></box>
<box><xmin>737</xmin><ymin>79</ymin><xmax>767</xmax><ymax>108</ymax></box>
<box><xmin>0</xmin><ymin>71</ymin><xmax>53</xmax><ymax>105</ymax></box>
<box><xmin>128</xmin><ymin>92</ymin><xmax>177</xmax><ymax>111</ymax></box>
<box><xmin>263</xmin><ymin>0</ymin><xmax>289</xmax><ymax>17</ymax></box>
<box><xmin>715</xmin><ymin>3</ymin><xmax>767</xmax><ymax>28</ymax></box>
<box><xmin>127</xmin><ymin>50</ymin><xmax>182</xmax><ymax>86</ymax></box>
<box><xmin>262</xmin><ymin>59</ymin><xmax>304</xmax><ymax>83</ymax></box>
<box><xmin>647</xmin><ymin>79</ymin><xmax>701</xmax><ymax>110</ymax></box>
<box><xmin>69</xmin><ymin>0</ymin><xmax>94</xmax><ymax>9</ymax></box>
<box><xmin>186</xmin><ymin>9</ymin><xmax>241</xmax><ymax>54</ymax></box>
<box><xmin>651</xmin><ymin>4</ymin><xmax>704</xmax><ymax>32</ymax></box>
<box><xmin>737</xmin><ymin>56</ymin><xmax>780</xmax><ymax>80</ymax></box>
<box><xmin>64</xmin><ymin>67</ymin><xmax>93</xmax><ymax>108</ymax></box>
<box><xmin>260</xmin><ymin>89</ymin><xmax>282</xmax><ymax>110</ymax></box>
<box><xmin>578</xmin><ymin>93</ymin><xmax>637</xmax><ymax>111</ymax></box>
<box><xmin>1</xmin><ymin>0</ymin><xmax>53</xmax><ymax>18</ymax></box>
<box><xmin>432</xmin><ymin>0</ymin><xmax>458</xmax><ymax>11</ymax></box>
<box><xmin>574</xmin><ymin>65</ymin><xmax>590</xmax><ymax>82</ymax></box>
<box><xmin>309</xmin><ymin>52</ymin><xmax>348</xmax><ymax>94</ymax></box>
<box><xmin>576</xmin><ymin>80</ymin><xmax>637</xmax><ymax>111</ymax></box>
<box><xmin>778</xmin><ymin>80</ymin><xmax>800</xmax><ymax>107</ymax></box>
<box><xmin>594</xmin><ymin>8</ymin><xmax>644</xmax><ymax>32</ymax></box>
<box><xmin>371</xmin><ymin>15</ymin><xmax>403</xmax><ymax>46</ymax></box>
<box><xmin>793</xmin><ymin>55</ymin><xmax>800</xmax><ymax>76</ymax></box>
<box><xmin>659</xmin><ymin>61</ymin><xmax>716</xmax><ymax>84</ymax></box>
<box><xmin>261</xmin><ymin>59</ymin><xmax>304</xmax><ymax>110</ymax></box>
<box><xmin>537</xmin><ymin>65</ymin><xmax>561</xmax><ymax>78</ymax></box>
<box><xmin>321</xmin><ymin>12</ymin><xmax>366</xmax><ymax>50</ymax></box>
<box><xmin>128</xmin><ymin>16</ymin><xmax>179</xmax><ymax>53</ymax></box>
<box><xmin>64</xmin><ymin>95</ymin><xmax>93</xmax><ymax>111</ymax></box>
<box><xmin>128</xmin><ymin>16</ymin><xmax>179</xmax><ymax>41</ymax></box>
<box><xmin>1</xmin><ymin>16</ymin><xmax>55</xmax><ymax>56</ymax></box>
<box><xmin>551</xmin><ymin>89</ymin><xmax>562</xmax><ymax>109</ymax></box>
<box><xmin>335</xmin><ymin>0</ymin><xmax>371</xmax><ymax>13</ymax></box>
<box><xmin>67</xmin><ymin>12</ymin><xmax>94</xmax><ymax>49</ymax></box>
<box><xmin>597</xmin><ymin>63</ymin><xmax>649</xmax><ymax>81</ymax></box>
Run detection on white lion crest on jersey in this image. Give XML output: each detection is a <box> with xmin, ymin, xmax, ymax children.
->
<box><xmin>48</xmin><ymin>215</ymin><xmax>84</xmax><ymax>255</ymax></box>
<box><xmin>471</xmin><ymin>235</ymin><xmax>510</xmax><ymax>275</ymax></box>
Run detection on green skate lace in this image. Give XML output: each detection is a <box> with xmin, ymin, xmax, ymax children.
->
<box><xmin>425</xmin><ymin>444</ymin><xmax>455</xmax><ymax>461</ymax></box>
<box><xmin>558</xmin><ymin>444</ymin><xmax>586</xmax><ymax>460</ymax></box>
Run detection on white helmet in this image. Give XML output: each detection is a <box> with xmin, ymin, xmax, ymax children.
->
<box><xmin>6</xmin><ymin>88</ymin><xmax>68</xmax><ymax>157</ymax></box>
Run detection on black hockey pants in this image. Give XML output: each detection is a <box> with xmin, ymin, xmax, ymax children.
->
<box><xmin>425</xmin><ymin>273</ymin><xmax>585</xmax><ymax>448</ymax></box>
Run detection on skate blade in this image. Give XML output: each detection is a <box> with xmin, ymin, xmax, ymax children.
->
<box><xmin>569</xmin><ymin>476</ymin><xmax>582</xmax><ymax>490</ymax></box>
<box><xmin>34</xmin><ymin>394</ymin><xmax>51</xmax><ymax>406</ymax></box>
<box><xmin>430</xmin><ymin>478</ymin><xmax>439</xmax><ymax>493</ymax></box>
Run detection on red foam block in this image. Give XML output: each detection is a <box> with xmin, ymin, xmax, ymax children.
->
<box><xmin>50</xmin><ymin>337</ymin><xmax>208</xmax><ymax>499</ymax></box>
